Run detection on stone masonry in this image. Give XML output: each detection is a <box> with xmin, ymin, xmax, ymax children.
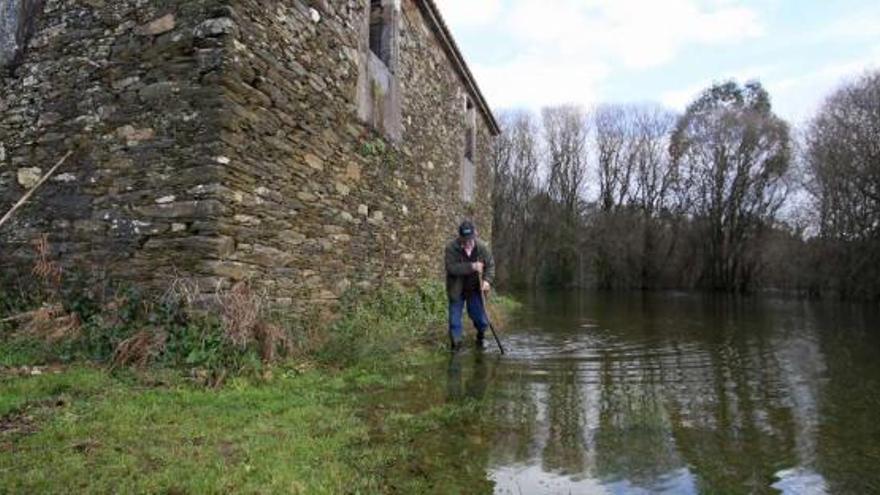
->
<box><xmin>0</xmin><ymin>0</ymin><xmax>499</xmax><ymax>308</ymax></box>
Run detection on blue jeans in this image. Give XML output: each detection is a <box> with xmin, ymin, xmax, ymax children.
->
<box><xmin>448</xmin><ymin>292</ymin><xmax>489</xmax><ymax>344</ymax></box>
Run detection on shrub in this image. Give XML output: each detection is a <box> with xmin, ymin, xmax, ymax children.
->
<box><xmin>318</xmin><ymin>281</ymin><xmax>448</xmax><ymax>366</ymax></box>
<box><xmin>1</xmin><ymin>234</ymin><xmax>518</xmax><ymax>380</ymax></box>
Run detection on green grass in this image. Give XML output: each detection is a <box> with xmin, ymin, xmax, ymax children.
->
<box><xmin>0</xmin><ymin>282</ymin><xmax>519</xmax><ymax>493</ymax></box>
<box><xmin>318</xmin><ymin>281</ymin><xmax>450</xmax><ymax>366</ymax></box>
<box><xmin>490</xmin><ymin>293</ymin><xmax>522</xmax><ymax>314</ymax></box>
<box><xmin>0</xmin><ymin>356</ymin><xmax>495</xmax><ymax>493</ymax></box>
<box><xmin>0</xmin><ymin>367</ymin><xmax>113</xmax><ymax>417</ymax></box>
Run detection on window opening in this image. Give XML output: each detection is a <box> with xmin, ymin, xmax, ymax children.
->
<box><xmin>369</xmin><ymin>0</ymin><xmax>391</xmax><ymax>66</ymax></box>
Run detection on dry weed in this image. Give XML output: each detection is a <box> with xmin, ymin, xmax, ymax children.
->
<box><xmin>32</xmin><ymin>234</ymin><xmax>62</xmax><ymax>296</ymax></box>
<box><xmin>18</xmin><ymin>304</ymin><xmax>81</xmax><ymax>343</ymax></box>
<box><xmin>254</xmin><ymin>321</ymin><xmax>294</xmax><ymax>363</ymax></box>
<box><xmin>485</xmin><ymin>299</ymin><xmax>507</xmax><ymax>330</ymax></box>
<box><xmin>219</xmin><ymin>282</ymin><xmax>262</xmax><ymax>348</ymax></box>
<box><xmin>216</xmin><ymin>282</ymin><xmax>294</xmax><ymax>364</ymax></box>
<box><xmin>161</xmin><ymin>277</ymin><xmax>203</xmax><ymax>310</ymax></box>
<box><xmin>110</xmin><ymin>328</ymin><xmax>167</xmax><ymax>370</ymax></box>
<box><xmin>3</xmin><ymin>235</ymin><xmax>81</xmax><ymax>343</ymax></box>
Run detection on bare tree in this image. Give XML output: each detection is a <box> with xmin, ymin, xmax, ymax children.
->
<box><xmin>589</xmin><ymin>104</ymin><xmax>681</xmax><ymax>288</ymax></box>
<box><xmin>593</xmin><ymin>103</ymin><xmax>678</xmax><ymax>214</ymax></box>
<box><xmin>543</xmin><ymin>106</ymin><xmax>589</xmax><ymax>219</ymax></box>
<box><xmin>541</xmin><ymin>106</ymin><xmax>590</xmax><ymax>286</ymax></box>
<box><xmin>594</xmin><ymin>105</ymin><xmax>634</xmax><ymax>212</ymax></box>
<box><xmin>485</xmin><ymin>75</ymin><xmax>880</xmax><ymax>299</ymax></box>
<box><xmin>670</xmin><ymin>81</ymin><xmax>792</xmax><ymax>292</ymax></box>
<box><xmin>492</xmin><ymin>110</ymin><xmax>541</xmax><ymax>286</ymax></box>
<box><xmin>807</xmin><ymin>70</ymin><xmax>880</xmax><ymax>242</ymax></box>
<box><xmin>631</xmin><ymin>106</ymin><xmax>678</xmax><ymax>217</ymax></box>
<box><xmin>805</xmin><ymin>70</ymin><xmax>880</xmax><ymax>299</ymax></box>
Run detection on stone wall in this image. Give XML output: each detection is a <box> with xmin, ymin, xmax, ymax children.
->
<box><xmin>1</xmin><ymin>0</ymin><xmax>496</xmax><ymax>309</ymax></box>
<box><xmin>216</xmin><ymin>0</ymin><xmax>495</xmax><ymax>305</ymax></box>
<box><xmin>0</xmin><ymin>0</ymin><xmax>44</xmax><ymax>69</ymax></box>
<box><xmin>0</xmin><ymin>0</ymin><xmax>236</xmax><ymax>288</ymax></box>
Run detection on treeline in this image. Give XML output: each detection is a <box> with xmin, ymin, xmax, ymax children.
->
<box><xmin>491</xmin><ymin>70</ymin><xmax>880</xmax><ymax>300</ymax></box>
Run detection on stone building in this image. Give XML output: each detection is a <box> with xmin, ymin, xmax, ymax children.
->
<box><xmin>0</xmin><ymin>0</ymin><xmax>499</xmax><ymax>306</ymax></box>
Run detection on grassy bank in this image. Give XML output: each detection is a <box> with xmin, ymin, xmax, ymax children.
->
<box><xmin>0</xmin><ymin>281</ymin><xmax>516</xmax><ymax>493</ymax></box>
<box><xmin>1</xmin><ymin>360</ymin><xmax>463</xmax><ymax>493</ymax></box>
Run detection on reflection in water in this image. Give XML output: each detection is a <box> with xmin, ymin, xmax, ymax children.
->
<box><xmin>447</xmin><ymin>351</ymin><xmax>494</xmax><ymax>401</ymax></box>
<box><xmin>466</xmin><ymin>292</ymin><xmax>880</xmax><ymax>494</ymax></box>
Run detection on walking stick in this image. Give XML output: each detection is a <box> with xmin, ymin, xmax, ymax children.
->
<box><xmin>478</xmin><ymin>272</ymin><xmax>505</xmax><ymax>355</ymax></box>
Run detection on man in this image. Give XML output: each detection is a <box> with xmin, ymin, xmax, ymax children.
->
<box><xmin>445</xmin><ymin>220</ymin><xmax>495</xmax><ymax>351</ymax></box>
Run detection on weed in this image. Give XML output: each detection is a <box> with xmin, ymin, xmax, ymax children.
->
<box><xmin>318</xmin><ymin>281</ymin><xmax>447</xmax><ymax>366</ymax></box>
<box><xmin>361</xmin><ymin>137</ymin><xmax>387</xmax><ymax>156</ymax></box>
<box><xmin>31</xmin><ymin>234</ymin><xmax>61</xmax><ymax>298</ymax></box>
<box><xmin>2</xmin><ymin>236</ymin><xmax>517</xmax><ymax>383</ymax></box>
<box><xmin>110</xmin><ymin>328</ymin><xmax>167</xmax><ymax>370</ymax></box>
<box><xmin>216</xmin><ymin>281</ymin><xmax>294</xmax><ymax>362</ymax></box>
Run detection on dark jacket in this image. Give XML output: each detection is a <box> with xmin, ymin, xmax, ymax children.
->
<box><xmin>445</xmin><ymin>239</ymin><xmax>495</xmax><ymax>301</ymax></box>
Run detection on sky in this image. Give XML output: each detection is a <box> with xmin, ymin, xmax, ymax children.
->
<box><xmin>434</xmin><ymin>0</ymin><xmax>880</xmax><ymax>126</ymax></box>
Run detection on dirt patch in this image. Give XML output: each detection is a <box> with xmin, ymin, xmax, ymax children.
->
<box><xmin>71</xmin><ymin>438</ymin><xmax>101</xmax><ymax>455</ymax></box>
<box><xmin>0</xmin><ymin>411</ymin><xmax>38</xmax><ymax>436</ymax></box>
<box><xmin>218</xmin><ymin>440</ymin><xmax>241</xmax><ymax>465</ymax></box>
<box><xmin>0</xmin><ymin>364</ymin><xmax>67</xmax><ymax>377</ymax></box>
<box><xmin>0</xmin><ymin>396</ymin><xmax>67</xmax><ymax>439</ymax></box>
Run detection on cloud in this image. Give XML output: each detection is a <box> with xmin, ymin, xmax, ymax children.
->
<box><xmin>439</xmin><ymin>0</ymin><xmax>765</xmax><ymax>113</ymax></box>
<box><xmin>434</xmin><ymin>0</ymin><xmax>765</xmax><ymax>113</ymax></box>
<box><xmin>504</xmin><ymin>0</ymin><xmax>764</xmax><ymax>69</ymax></box>
<box><xmin>474</xmin><ymin>53</ymin><xmax>609</xmax><ymax>111</ymax></box>
<box><xmin>659</xmin><ymin>51</ymin><xmax>880</xmax><ymax>125</ymax></box>
<box><xmin>767</xmin><ymin>51</ymin><xmax>880</xmax><ymax>125</ymax></box>
<box><xmin>819</xmin><ymin>6</ymin><xmax>880</xmax><ymax>40</ymax></box>
<box><xmin>433</xmin><ymin>0</ymin><xmax>503</xmax><ymax>28</ymax></box>
<box><xmin>432</xmin><ymin>0</ymin><xmax>878</xmax><ymax>124</ymax></box>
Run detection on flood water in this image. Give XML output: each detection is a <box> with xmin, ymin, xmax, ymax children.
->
<box><xmin>392</xmin><ymin>291</ymin><xmax>880</xmax><ymax>494</ymax></box>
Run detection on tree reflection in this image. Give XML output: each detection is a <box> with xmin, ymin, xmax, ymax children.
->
<box><xmin>812</xmin><ymin>303</ymin><xmax>880</xmax><ymax>494</ymax></box>
<box><xmin>593</xmin><ymin>361</ymin><xmax>684</xmax><ymax>488</ymax></box>
<box><xmin>480</xmin><ymin>292</ymin><xmax>875</xmax><ymax>494</ymax></box>
<box><xmin>541</xmin><ymin>362</ymin><xmax>587</xmax><ymax>475</ymax></box>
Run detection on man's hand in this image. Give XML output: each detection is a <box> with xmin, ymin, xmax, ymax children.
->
<box><xmin>482</xmin><ymin>280</ymin><xmax>491</xmax><ymax>293</ymax></box>
<box><xmin>472</xmin><ymin>261</ymin><xmax>484</xmax><ymax>274</ymax></box>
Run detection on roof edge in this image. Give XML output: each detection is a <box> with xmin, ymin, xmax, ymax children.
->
<box><xmin>414</xmin><ymin>0</ymin><xmax>501</xmax><ymax>136</ymax></box>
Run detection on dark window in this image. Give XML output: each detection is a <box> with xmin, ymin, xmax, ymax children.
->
<box><xmin>357</xmin><ymin>0</ymin><xmax>401</xmax><ymax>140</ymax></box>
<box><xmin>464</xmin><ymin>97</ymin><xmax>476</xmax><ymax>162</ymax></box>
<box><xmin>461</xmin><ymin>97</ymin><xmax>477</xmax><ymax>202</ymax></box>
<box><xmin>369</xmin><ymin>0</ymin><xmax>391</xmax><ymax>66</ymax></box>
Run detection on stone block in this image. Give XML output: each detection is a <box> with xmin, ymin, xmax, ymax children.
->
<box><xmin>138</xmin><ymin>14</ymin><xmax>176</xmax><ymax>36</ymax></box>
<box><xmin>135</xmin><ymin>200</ymin><xmax>225</xmax><ymax>219</ymax></box>
<box><xmin>304</xmin><ymin>153</ymin><xmax>323</xmax><ymax>170</ymax></box>
<box><xmin>144</xmin><ymin>235</ymin><xmax>235</xmax><ymax>257</ymax></box>
<box><xmin>116</xmin><ymin>125</ymin><xmax>155</xmax><ymax>145</ymax></box>
<box><xmin>16</xmin><ymin>167</ymin><xmax>41</xmax><ymax>188</ymax></box>
<box><xmin>194</xmin><ymin>17</ymin><xmax>236</xmax><ymax>38</ymax></box>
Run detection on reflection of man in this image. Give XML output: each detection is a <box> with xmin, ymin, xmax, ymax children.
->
<box><xmin>445</xmin><ymin>220</ymin><xmax>495</xmax><ymax>351</ymax></box>
<box><xmin>446</xmin><ymin>351</ymin><xmax>490</xmax><ymax>401</ymax></box>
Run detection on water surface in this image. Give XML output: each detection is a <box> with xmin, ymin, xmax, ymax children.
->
<box><xmin>389</xmin><ymin>291</ymin><xmax>880</xmax><ymax>494</ymax></box>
